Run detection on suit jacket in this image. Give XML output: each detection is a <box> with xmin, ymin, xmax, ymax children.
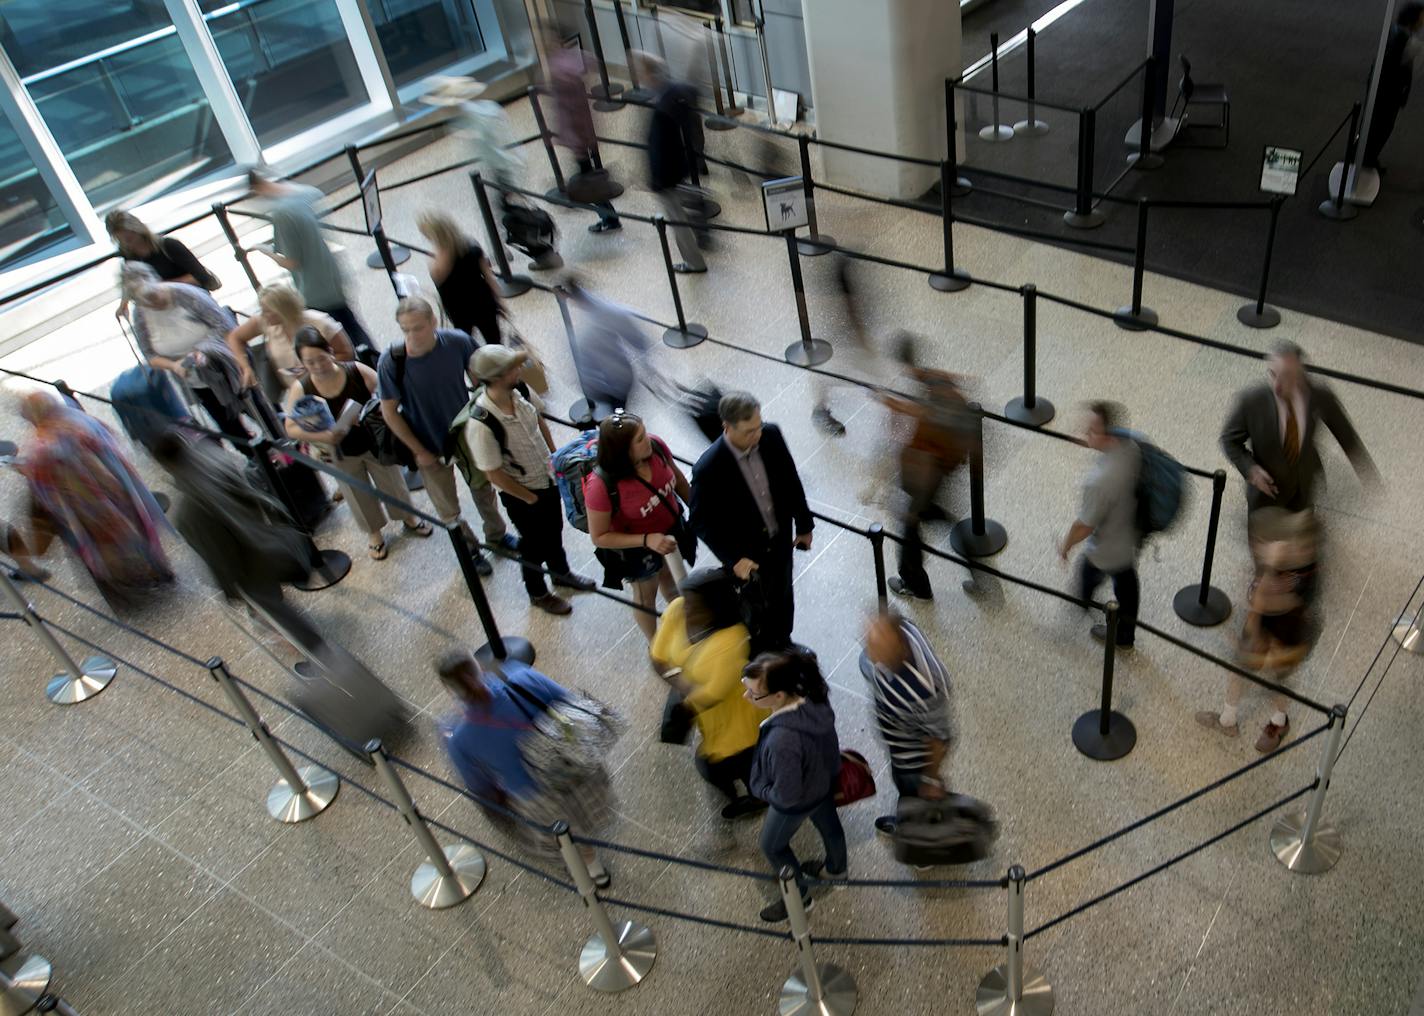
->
<box><xmin>689</xmin><ymin>424</ymin><xmax>813</xmax><ymax>566</ymax></box>
<box><xmin>1220</xmin><ymin>380</ymin><xmax>1376</xmax><ymax>512</ymax></box>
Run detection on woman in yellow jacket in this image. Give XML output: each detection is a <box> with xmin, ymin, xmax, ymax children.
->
<box><xmin>651</xmin><ymin>568</ymin><xmax>767</xmax><ymax>820</ymax></box>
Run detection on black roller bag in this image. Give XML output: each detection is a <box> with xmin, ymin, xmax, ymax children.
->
<box><xmin>893</xmin><ymin>794</ymin><xmax>998</xmax><ymax>866</ymax></box>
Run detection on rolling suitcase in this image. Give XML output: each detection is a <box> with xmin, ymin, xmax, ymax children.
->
<box><xmin>892</xmin><ymin>794</ymin><xmax>998</xmax><ymax>866</ymax></box>
<box><xmin>245</xmin><ymin>452</ymin><xmax>331</xmax><ymax>533</ymax></box>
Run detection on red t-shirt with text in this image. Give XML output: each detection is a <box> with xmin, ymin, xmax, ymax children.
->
<box><xmin>583</xmin><ymin>436</ymin><xmax>680</xmax><ymax>535</ymax></box>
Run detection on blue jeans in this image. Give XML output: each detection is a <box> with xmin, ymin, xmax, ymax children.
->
<box><xmin>760</xmin><ymin>793</ymin><xmax>847</xmax><ymax>891</ymax></box>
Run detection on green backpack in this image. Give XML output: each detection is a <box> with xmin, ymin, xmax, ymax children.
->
<box><xmin>449</xmin><ymin>382</ymin><xmax>530</xmax><ymax>489</ymax></box>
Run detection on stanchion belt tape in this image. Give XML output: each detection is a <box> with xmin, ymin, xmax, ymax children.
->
<box><xmin>1134</xmin><ymin>621</ymin><xmax>1331</xmax><ymax>713</ymax></box>
<box><xmin>1347</xmin><ymin>572</ymin><xmax>1424</xmax><ymax>706</ymax></box>
<box><xmin>1338</xmin><ymin>576</ymin><xmax>1424</xmax><ymax>760</ymax></box>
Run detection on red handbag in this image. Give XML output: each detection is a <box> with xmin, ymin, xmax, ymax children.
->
<box><xmin>834</xmin><ymin>749</ymin><xmax>876</xmax><ymax>807</ymax></box>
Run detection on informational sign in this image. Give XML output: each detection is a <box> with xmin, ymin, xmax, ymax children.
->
<box><xmin>762</xmin><ymin>176</ymin><xmax>808</xmax><ymax>232</ymax></box>
<box><xmin>1260</xmin><ymin>146</ymin><xmax>1302</xmax><ymax>196</ymax></box>
<box><xmin>361</xmin><ymin>169</ymin><xmax>382</xmax><ymax>234</ymax></box>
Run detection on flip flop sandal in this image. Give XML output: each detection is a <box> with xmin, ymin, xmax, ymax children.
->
<box><xmin>403</xmin><ymin>520</ymin><xmax>433</xmax><ymax>538</ymax></box>
<box><xmin>367</xmin><ymin>539</ymin><xmax>389</xmax><ymax>561</ymax></box>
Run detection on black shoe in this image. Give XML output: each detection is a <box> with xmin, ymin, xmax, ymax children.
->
<box><xmin>673</xmin><ymin>262</ymin><xmax>707</xmax><ymax>274</ymax></box>
<box><xmin>588</xmin><ymin>219</ymin><xmax>622</xmax><ymax>234</ymax></box>
<box><xmin>874</xmin><ymin>815</ymin><xmax>897</xmax><ymax>838</ymax></box>
<box><xmin>812</xmin><ymin>406</ymin><xmax>846</xmax><ymax>436</ymax></box>
<box><xmin>554</xmin><ymin>572</ymin><xmax>597</xmax><ymax>592</ymax></box>
<box><xmin>799</xmin><ymin>859</ymin><xmax>847</xmax><ymax>882</ymax></box>
<box><xmin>889</xmin><ymin>576</ymin><xmax>933</xmax><ymax>601</ymax></box>
<box><xmin>1090</xmin><ymin>623</ymin><xmax>1134</xmax><ymax>651</ymax></box>
<box><xmin>919</xmin><ymin>503</ymin><xmax>950</xmax><ymax>522</ymax></box>
<box><xmin>720</xmin><ymin>796</ymin><xmax>767</xmax><ymax>820</ymax></box>
<box><xmin>474</xmin><ymin>553</ymin><xmax>493</xmax><ymax>577</ymax></box>
<box><xmin>760</xmin><ymin>891</ymin><xmax>813</xmax><ymax>923</ymax></box>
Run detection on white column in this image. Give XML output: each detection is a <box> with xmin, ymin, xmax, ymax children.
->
<box><xmin>162</xmin><ymin>0</ymin><xmax>264</xmax><ymax>165</ymax></box>
<box><xmin>332</xmin><ymin>0</ymin><xmax>401</xmax><ymax>114</ymax></box>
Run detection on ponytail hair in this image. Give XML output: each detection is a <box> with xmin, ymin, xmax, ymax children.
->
<box><xmin>744</xmin><ymin>646</ymin><xmax>828</xmax><ymax>704</ymax></box>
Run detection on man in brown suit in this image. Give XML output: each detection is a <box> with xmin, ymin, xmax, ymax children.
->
<box><xmin>1220</xmin><ymin>342</ymin><xmax>1378</xmax><ymax>514</ymax></box>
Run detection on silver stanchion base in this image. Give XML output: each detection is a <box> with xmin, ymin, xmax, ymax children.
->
<box><xmin>1317</xmin><ymin>197</ymin><xmax>1359</xmax><ymax>222</ymax></box>
<box><xmin>592</xmin><ymin>98</ymin><xmax>625</xmax><ymax>112</ymax></box>
<box><xmin>292</xmin><ymin>549</ymin><xmax>352</xmax><ymax>592</ymax></box>
<box><xmin>797</xmin><ymin>234</ymin><xmax>837</xmax><ymax>257</ymax></box>
<box><xmin>1113</xmin><ymin>306</ymin><xmax>1159</xmax><ymax>331</ymax></box>
<box><xmin>1392</xmin><ymin>612</ymin><xmax>1424</xmax><ymax>654</ymax></box>
<box><xmin>1062</xmin><ymin>209</ymin><xmax>1105</xmax><ymax>229</ymax></box>
<box><xmin>367</xmin><ymin>245</ymin><xmax>411</xmax><ymax>269</ymax></box>
<box><xmin>785</xmin><ymin>339</ymin><xmax>833</xmax><ymax>368</ymax></box>
<box><xmin>950</xmin><ymin>519</ymin><xmax>1007</xmax><ymax>558</ymax></box>
<box><xmin>929</xmin><ymin>270</ymin><xmax>972</xmax><ymax>293</ymax></box>
<box><xmin>590</xmin><ymin>82</ymin><xmax>625</xmax><ymax>102</ymax></box>
<box><xmin>1237</xmin><ymin>304</ymin><xmax>1282</xmax><ymax>329</ymax></box>
<box><xmin>1270</xmin><ymin>809</ymin><xmax>1342</xmax><ymax>874</ymax></box>
<box><xmin>663</xmin><ymin>323</ymin><xmax>709</xmax><ymax>349</ymax></box>
<box><xmin>976</xmin><ymin>964</ymin><xmax>1055</xmax><ymax>1016</ymax></box>
<box><xmin>1004</xmin><ymin>395</ymin><xmax>1055</xmax><ymax>427</ymax></box>
<box><xmin>779</xmin><ymin>962</ymin><xmax>858</xmax><ymax>1016</ymax></box>
<box><xmin>411</xmin><ymin>842</ymin><xmax>487</xmax><ymax>908</ymax></box>
<box><xmin>626</xmin><ymin>87</ymin><xmax>656</xmax><ymax>103</ymax></box>
<box><xmin>153</xmin><ymin>490</ymin><xmax>172</xmax><ymax>513</ymax></box>
<box><xmin>1013</xmin><ymin>119</ymin><xmax>1050</xmax><ymax>137</ymax></box>
<box><xmin>1</xmin><ymin>952</ymin><xmax>51</xmax><ymax>1016</ymax></box>
<box><xmin>1173</xmin><ymin>584</ymin><xmax>1232</xmax><ymax>626</ymax></box>
<box><xmin>47</xmin><ymin>655</ymin><xmax>117</xmax><ymax>705</ymax></box>
<box><xmin>570</xmin><ymin>398</ymin><xmax>599</xmax><ymax>428</ymax></box>
<box><xmin>475</xmin><ymin>636</ymin><xmax>537</xmax><ymax>669</ymax></box>
<box><xmin>1127</xmin><ymin>151</ymin><xmax>1165</xmax><ymax>171</ymax></box>
<box><xmin>1072</xmin><ymin>709</ymin><xmax>1138</xmax><ymax>761</ymax></box>
<box><xmin>579</xmin><ymin>921</ymin><xmax>657</xmax><ymax>992</ymax></box>
<box><xmin>1327</xmin><ymin>162</ymin><xmax>1380</xmax><ymax>207</ymax></box>
<box><xmin>979</xmin><ymin>124</ymin><xmax>1015</xmax><ymax>142</ymax></box>
<box><xmin>494</xmin><ymin>275</ymin><xmax>533</xmax><ymax>298</ymax></box>
<box><xmin>267</xmin><ymin>763</ymin><xmax>340</xmax><ymax>823</ymax></box>
<box><xmin>952</xmin><ymin>176</ymin><xmax>973</xmax><ymax>197</ymax></box>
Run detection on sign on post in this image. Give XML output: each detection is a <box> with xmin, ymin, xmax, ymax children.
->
<box><xmin>762</xmin><ymin>176</ymin><xmax>808</xmax><ymax>232</ymax></box>
<box><xmin>1259</xmin><ymin>146</ymin><xmax>1302</xmax><ymax>196</ymax></box>
<box><xmin>361</xmin><ymin>169</ymin><xmax>382</xmax><ymax>234</ymax></box>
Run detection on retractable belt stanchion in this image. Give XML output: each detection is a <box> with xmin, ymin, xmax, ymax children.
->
<box><xmin>655</xmin><ymin>215</ymin><xmax>708</xmax><ymax>348</ymax></box>
<box><xmin>470</xmin><ymin>172</ymin><xmax>533</xmax><ymax>298</ymax></box>
<box><xmin>703</xmin><ymin>22</ymin><xmax>736</xmax><ymax>131</ymax></box>
<box><xmin>976</xmin><ymin>866</ymin><xmax>1054</xmax><ymax>1015</ymax></box>
<box><xmin>1</xmin><ymin>952</ymin><xmax>53</xmax><ymax>1015</ymax></box>
<box><xmin>1013</xmin><ymin>28</ymin><xmax>1049</xmax><ymax>136</ymax></box>
<box><xmin>1238</xmin><ymin>197</ymin><xmax>1284</xmax><ymax>329</ymax></box>
<box><xmin>448</xmin><ymin>524</ymin><xmax>535</xmax><ymax>667</ymax></box>
<box><xmin>614</xmin><ymin>1</ymin><xmax>651</xmax><ymax>103</ymax></box>
<box><xmin>0</xmin><ymin>570</ymin><xmax>116</xmax><ymax>705</ymax></box>
<box><xmin>1270</xmin><ymin>703</ymin><xmax>1347</xmax><ymax>873</ymax></box>
<box><xmin>782</xmin><ymin>229</ymin><xmax>832</xmax><ymax>367</ymax></box>
<box><xmin>1318</xmin><ymin>102</ymin><xmax>1361</xmax><ymax>222</ymax></box>
<box><xmin>584</xmin><ymin>0</ymin><xmax>625</xmax><ymax>110</ymax></box>
<box><xmin>857</xmin><ymin>523</ymin><xmax>889</xmax><ymax>675</ymax></box>
<box><xmin>212</xmin><ymin>203</ymin><xmax>262</xmax><ymax>290</ymax></box>
<box><xmin>556</xmin><ymin>285</ymin><xmax>599</xmax><ymax>426</ymax></box>
<box><xmin>755</xmin><ymin>10</ymin><xmax>776</xmax><ymax>124</ymax></box>
<box><xmin>1072</xmin><ymin>601</ymin><xmax>1137</xmax><ymax>760</ymax></box>
<box><xmin>1114</xmin><ymin>199</ymin><xmax>1159</xmax><ymax>330</ymax></box>
<box><xmin>1005</xmin><ymin>284</ymin><xmax>1054</xmax><ymax>425</ymax></box>
<box><xmin>949</xmin><ymin>404</ymin><xmax>1007</xmax><ymax>557</ymax></box>
<box><xmin>776</xmin><ymin>866</ymin><xmax>858</xmax><ymax>1016</ymax></box>
<box><xmin>250</xmin><ymin>437</ymin><xmax>351</xmax><ymax>590</ymax></box>
<box><xmin>1391</xmin><ymin>598</ymin><xmax>1424</xmax><ymax>654</ymax></box>
<box><xmin>1063</xmin><ymin>108</ymin><xmax>1104</xmax><ymax>228</ymax></box>
<box><xmin>795</xmin><ymin>135</ymin><xmax>835</xmax><ymax>255</ymax></box>
<box><xmin>717</xmin><ymin>17</ymin><xmax>744</xmax><ymax>120</ymax></box>
<box><xmin>368</xmin><ymin>739</ymin><xmax>486</xmax><ymax>907</ymax></box>
<box><xmin>1173</xmin><ymin>469</ymin><xmax>1232</xmax><ymax>626</ymax></box>
<box><xmin>528</xmin><ymin>86</ymin><xmax>569</xmax><ymax>200</ymax></box>
<box><xmin>345</xmin><ymin>146</ymin><xmax>411</xmax><ymax>269</ymax></box>
<box><xmin>930</xmin><ymin>157</ymin><xmax>971</xmax><ymax>292</ymax></box>
<box><xmin>979</xmin><ymin>34</ymin><xmax>1014</xmax><ymax>142</ymax></box>
<box><xmin>1128</xmin><ymin>57</ymin><xmax>1164</xmax><ymax>170</ymax></box>
<box><xmin>555</xmin><ymin>821</ymin><xmax>657</xmax><ymax>992</ymax></box>
<box><xmin>943</xmin><ymin>78</ymin><xmax>973</xmax><ymax>197</ymax></box>
<box><xmin>206</xmin><ymin>656</ymin><xmax>339</xmax><ymax>822</ymax></box>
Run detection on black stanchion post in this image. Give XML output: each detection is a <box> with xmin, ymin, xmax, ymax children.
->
<box><xmin>212</xmin><ymin>203</ymin><xmax>261</xmax><ymax>290</ymax></box>
<box><xmin>1114</xmin><ymin>199</ymin><xmax>1159</xmax><ymax>330</ymax></box>
<box><xmin>584</xmin><ymin>0</ymin><xmax>625</xmax><ymax>109</ymax></box>
<box><xmin>448</xmin><ymin>525</ymin><xmax>536</xmax><ymax>667</ymax></box>
<box><xmin>470</xmin><ymin>172</ymin><xmax>533</xmax><ymax>298</ymax></box>
<box><xmin>703</xmin><ymin>22</ymin><xmax>736</xmax><ymax>131</ymax></box>
<box><xmin>1072</xmin><ymin>601</ymin><xmax>1138</xmax><ymax>760</ymax></box>
<box><xmin>529</xmin><ymin>86</ymin><xmax>569</xmax><ymax>199</ymax></box>
<box><xmin>795</xmin><ymin>134</ymin><xmax>835</xmax><ymax>255</ymax></box>
<box><xmin>1129</xmin><ymin>57</ymin><xmax>1164</xmax><ymax>170</ymax></box>
<box><xmin>1319</xmin><ymin>102</ymin><xmax>1361</xmax><ymax>221</ymax></box>
<box><xmin>930</xmin><ymin>159</ymin><xmax>971</xmax><ymax>293</ymax></box>
<box><xmin>556</xmin><ymin>285</ymin><xmax>598</xmax><ymax>426</ymax></box>
<box><xmin>370</xmin><ymin>225</ymin><xmax>402</xmax><ymax>297</ymax></box>
<box><xmin>1238</xmin><ymin>197</ymin><xmax>1284</xmax><ymax>329</ymax></box>
<box><xmin>782</xmin><ymin>230</ymin><xmax>832</xmax><ymax>367</ymax></box>
<box><xmin>943</xmin><ymin>77</ymin><xmax>973</xmax><ymax>197</ymax></box>
<box><xmin>345</xmin><ymin>145</ymin><xmax>411</xmax><ymax>268</ymax></box>
<box><xmin>979</xmin><ymin>33</ymin><xmax>1014</xmax><ymax>141</ymax></box>
<box><xmin>1013</xmin><ymin>28</ymin><xmax>1049</xmax><ymax>136</ymax></box>
<box><xmin>869</xmin><ymin>523</ymin><xmax>888</xmax><ymax>608</ymax></box>
<box><xmin>1004</xmin><ymin>284</ymin><xmax>1054</xmax><ymax>426</ymax></box>
<box><xmin>614</xmin><ymin>1</ymin><xmax>651</xmax><ymax>102</ymax></box>
<box><xmin>1174</xmin><ymin>469</ymin><xmax>1232</xmax><ymax>626</ymax></box>
<box><xmin>949</xmin><ymin>404</ymin><xmax>1008</xmax><ymax>557</ymax></box>
<box><xmin>655</xmin><ymin>215</ymin><xmax>708</xmax><ymax>349</ymax></box>
<box><xmin>1063</xmin><ymin>108</ymin><xmax>1104</xmax><ymax>228</ymax></box>
<box><xmin>250</xmin><ymin>437</ymin><xmax>351</xmax><ymax>590</ymax></box>
<box><xmin>716</xmin><ymin>17</ymin><xmax>743</xmax><ymax>118</ymax></box>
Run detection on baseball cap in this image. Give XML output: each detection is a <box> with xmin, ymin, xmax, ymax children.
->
<box><xmin>472</xmin><ymin>343</ymin><xmax>529</xmax><ymax>381</ymax></box>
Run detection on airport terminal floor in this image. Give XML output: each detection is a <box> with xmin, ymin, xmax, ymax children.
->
<box><xmin>2</xmin><ymin>94</ymin><xmax>1424</xmax><ymax>1016</ymax></box>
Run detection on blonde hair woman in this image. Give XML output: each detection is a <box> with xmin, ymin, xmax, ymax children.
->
<box><xmin>417</xmin><ymin>211</ymin><xmax>503</xmax><ymax>344</ymax></box>
<box><xmin>225</xmin><ymin>282</ymin><xmax>354</xmax><ymax>398</ymax></box>
<box><xmin>107</xmin><ymin>209</ymin><xmax>218</xmax><ymax>319</ymax></box>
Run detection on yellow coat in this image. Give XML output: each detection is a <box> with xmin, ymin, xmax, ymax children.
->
<box><xmin>651</xmin><ymin>598</ymin><xmax>762</xmax><ymax>762</ymax></box>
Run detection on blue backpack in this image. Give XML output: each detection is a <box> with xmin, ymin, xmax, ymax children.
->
<box><xmin>1114</xmin><ymin>429</ymin><xmax>1185</xmax><ymax>542</ymax></box>
<box><xmin>551</xmin><ymin>430</ymin><xmax>600</xmax><ymax>532</ymax></box>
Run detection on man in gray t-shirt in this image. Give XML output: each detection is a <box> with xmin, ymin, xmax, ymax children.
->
<box><xmin>1059</xmin><ymin>401</ymin><xmax>1141</xmax><ymax>649</ymax></box>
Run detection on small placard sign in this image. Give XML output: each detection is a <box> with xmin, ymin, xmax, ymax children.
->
<box><xmin>361</xmin><ymin>169</ymin><xmax>382</xmax><ymax>234</ymax></box>
<box><xmin>762</xmin><ymin>176</ymin><xmax>807</xmax><ymax>231</ymax></box>
<box><xmin>1260</xmin><ymin>146</ymin><xmax>1302</xmax><ymax>196</ymax></box>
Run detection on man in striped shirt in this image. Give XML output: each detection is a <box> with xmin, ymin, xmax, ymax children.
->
<box><xmin>862</xmin><ymin>611</ymin><xmax>953</xmax><ymax>837</ymax></box>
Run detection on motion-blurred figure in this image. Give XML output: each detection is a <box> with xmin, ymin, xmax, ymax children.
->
<box><xmin>106</xmin><ymin>209</ymin><xmax>220</xmax><ymax>320</ymax></box>
<box><xmin>565</xmin><ymin>278</ymin><xmax>654</xmax><ymax>418</ymax></box>
<box><xmin>640</xmin><ymin>53</ymin><xmax>707</xmax><ymax>273</ymax></box>
<box><xmin>811</xmin><ymin>257</ymin><xmax>889</xmax><ymax>436</ymax></box>
<box><xmin>1362</xmin><ymin>3</ymin><xmax>1424</xmax><ymax>173</ymax></box>
<box><xmin>1197</xmin><ymin>508</ymin><xmax>1320</xmax><ymax>754</ymax></box>
<box><xmin>5</xmin><ymin>391</ymin><xmax>172</xmax><ymax>603</ymax></box>
<box><xmin>417</xmin><ymin>211</ymin><xmax>504</xmax><ymax>346</ymax></box>
<box><xmin>545</xmin><ymin>29</ymin><xmax>621</xmax><ymax>233</ymax></box>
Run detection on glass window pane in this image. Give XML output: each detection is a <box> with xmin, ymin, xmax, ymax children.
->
<box><xmin>0</xmin><ymin>109</ymin><xmax>79</xmax><ymax>271</ymax></box>
<box><xmin>369</xmin><ymin>0</ymin><xmax>486</xmax><ymax>86</ymax></box>
<box><xmin>205</xmin><ymin>0</ymin><xmax>369</xmax><ymax>145</ymax></box>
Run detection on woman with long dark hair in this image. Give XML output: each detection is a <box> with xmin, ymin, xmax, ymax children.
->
<box><xmin>743</xmin><ymin>647</ymin><xmax>847</xmax><ymax>922</ymax></box>
<box><xmin>417</xmin><ymin>211</ymin><xmax>503</xmax><ymax>345</ymax></box>
<box><xmin>583</xmin><ymin>410</ymin><xmax>692</xmax><ymax>641</ymax></box>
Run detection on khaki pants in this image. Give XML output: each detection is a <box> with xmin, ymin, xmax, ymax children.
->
<box><xmin>328</xmin><ymin>453</ymin><xmax>418</xmax><ymax>534</ymax></box>
<box><xmin>418</xmin><ymin>461</ymin><xmax>507</xmax><ymax>542</ymax></box>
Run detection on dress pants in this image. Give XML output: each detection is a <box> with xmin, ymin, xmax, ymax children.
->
<box><xmin>499</xmin><ymin>485</ymin><xmax>572</xmax><ymax>598</ymax></box>
<box><xmin>1078</xmin><ymin>558</ymin><xmax>1140</xmax><ymax>646</ymax></box>
<box><xmin>749</xmin><ymin>539</ymin><xmax>795</xmax><ymax>653</ymax></box>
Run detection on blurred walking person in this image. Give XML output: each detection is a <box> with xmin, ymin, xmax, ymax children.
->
<box><xmin>545</xmin><ymin>29</ymin><xmax>621</xmax><ymax>233</ymax></box>
<box><xmin>640</xmin><ymin>53</ymin><xmax>706</xmax><ymax>273</ymax></box>
<box><xmin>417</xmin><ymin>212</ymin><xmax>504</xmax><ymax>345</ymax></box>
<box><xmin>566</xmin><ymin>278</ymin><xmax>653</xmax><ymax>420</ymax></box>
<box><xmin>107</xmin><ymin>210</ymin><xmax>220</xmax><ymax>320</ymax></box>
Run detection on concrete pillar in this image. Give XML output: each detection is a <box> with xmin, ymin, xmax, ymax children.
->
<box><xmin>801</xmin><ymin>0</ymin><xmax>961</xmax><ymax>200</ymax></box>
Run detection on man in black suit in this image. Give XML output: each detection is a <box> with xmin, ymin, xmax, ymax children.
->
<box><xmin>1220</xmin><ymin>342</ymin><xmax>1377</xmax><ymax>514</ymax></box>
<box><xmin>690</xmin><ymin>392</ymin><xmax>813</xmax><ymax>650</ymax></box>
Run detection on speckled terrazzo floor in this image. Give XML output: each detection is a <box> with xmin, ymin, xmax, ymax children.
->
<box><xmin>1</xmin><ymin>93</ymin><xmax>1423</xmax><ymax>1016</ymax></box>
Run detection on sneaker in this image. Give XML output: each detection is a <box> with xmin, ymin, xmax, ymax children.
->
<box><xmin>800</xmin><ymin>859</ymin><xmax>847</xmax><ymax>882</ymax></box>
<box><xmin>888</xmin><ymin>576</ymin><xmax>933</xmax><ymax>601</ymax></box>
<box><xmin>497</xmin><ymin>533</ymin><xmax>521</xmax><ymax>554</ymax></box>
<box><xmin>1090</xmin><ymin>623</ymin><xmax>1134</xmax><ymax>651</ymax></box>
<box><xmin>1255</xmin><ymin>716</ymin><xmax>1290</xmax><ymax>754</ymax></box>
<box><xmin>1194</xmin><ymin>710</ymin><xmax>1240</xmax><ymax>738</ymax></box>
<box><xmin>760</xmin><ymin>891</ymin><xmax>813</xmax><ymax>923</ymax></box>
<box><xmin>530</xmin><ymin>592</ymin><xmax>573</xmax><ymax>616</ymax></box>
<box><xmin>812</xmin><ymin>406</ymin><xmax>846</xmax><ymax>436</ymax></box>
<box><xmin>554</xmin><ymin>572</ymin><xmax>597</xmax><ymax>592</ymax></box>
<box><xmin>874</xmin><ymin>815</ymin><xmax>897</xmax><ymax>839</ymax></box>
<box><xmin>588</xmin><ymin>219</ymin><xmax>622</xmax><ymax>234</ymax></box>
<box><xmin>720</xmin><ymin>796</ymin><xmax>767</xmax><ymax>820</ymax></box>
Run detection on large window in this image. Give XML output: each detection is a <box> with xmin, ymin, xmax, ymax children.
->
<box><xmin>0</xmin><ymin>109</ymin><xmax>78</xmax><ymax>271</ymax></box>
<box><xmin>372</xmin><ymin>0</ymin><xmax>486</xmax><ymax>86</ymax></box>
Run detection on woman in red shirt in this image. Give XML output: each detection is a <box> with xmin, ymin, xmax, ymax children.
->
<box><xmin>584</xmin><ymin>412</ymin><xmax>694</xmax><ymax>641</ymax></box>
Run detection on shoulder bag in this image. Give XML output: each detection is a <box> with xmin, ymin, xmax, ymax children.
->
<box><xmin>507</xmin><ymin>679</ymin><xmax>627</xmax><ymax>792</ymax></box>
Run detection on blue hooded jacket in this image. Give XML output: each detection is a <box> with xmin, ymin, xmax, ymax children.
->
<box><xmin>749</xmin><ymin>700</ymin><xmax>841</xmax><ymax>813</ymax></box>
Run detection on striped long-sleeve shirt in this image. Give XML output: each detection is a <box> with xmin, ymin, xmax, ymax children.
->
<box><xmin>865</xmin><ymin>620</ymin><xmax>953</xmax><ymax>772</ymax></box>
